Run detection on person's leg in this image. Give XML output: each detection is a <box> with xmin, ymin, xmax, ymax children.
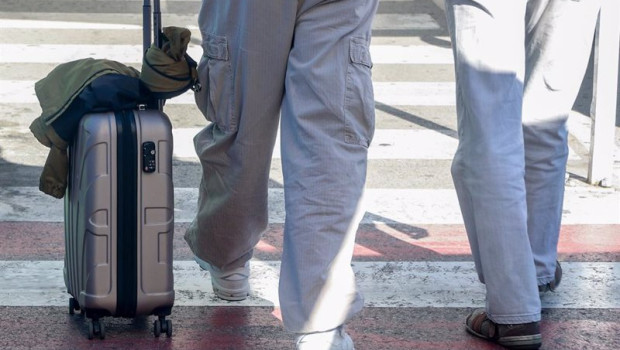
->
<box><xmin>278</xmin><ymin>0</ymin><xmax>378</xmax><ymax>336</ymax></box>
<box><xmin>445</xmin><ymin>0</ymin><xmax>541</xmax><ymax>324</ymax></box>
<box><xmin>522</xmin><ymin>0</ymin><xmax>601</xmax><ymax>286</ymax></box>
<box><xmin>185</xmin><ymin>0</ymin><xmax>297</xmax><ymax>270</ymax></box>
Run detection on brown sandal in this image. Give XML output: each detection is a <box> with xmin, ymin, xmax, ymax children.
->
<box><xmin>465</xmin><ymin>309</ymin><xmax>542</xmax><ymax>349</ymax></box>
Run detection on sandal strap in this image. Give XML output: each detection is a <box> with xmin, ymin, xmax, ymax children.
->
<box><xmin>468</xmin><ymin>310</ymin><xmax>498</xmax><ymax>339</ymax></box>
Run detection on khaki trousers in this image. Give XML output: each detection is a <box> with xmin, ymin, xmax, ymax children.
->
<box><xmin>185</xmin><ymin>0</ymin><xmax>379</xmax><ymax>333</ymax></box>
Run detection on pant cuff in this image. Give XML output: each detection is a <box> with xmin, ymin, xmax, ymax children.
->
<box><xmin>487</xmin><ymin>312</ymin><xmax>541</xmax><ymax>325</ymax></box>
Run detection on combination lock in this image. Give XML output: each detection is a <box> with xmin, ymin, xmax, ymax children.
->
<box><xmin>142</xmin><ymin>141</ymin><xmax>157</xmax><ymax>173</ymax></box>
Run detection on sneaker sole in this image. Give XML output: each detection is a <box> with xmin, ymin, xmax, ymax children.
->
<box><xmin>466</xmin><ymin>325</ymin><xmax>542</xmax><ymax>350</ymax></box>
<box><xmin>194</xmin><ymin>256</ymin><xmax>250</xmax><ymax>301</ymax></box>
<box><xmin>212</xmin><ymin>283</ymin><xmax>250</xmax><ymax>301</ymax></box>
<box><xmin>499</xmin><ymin>334</ymin><xmax>542</xmax><ymax>350</ymax></box>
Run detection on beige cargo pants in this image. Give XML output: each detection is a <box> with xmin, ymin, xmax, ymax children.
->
<box><xmin>185</xmin><ymin>0</ymin><xmax>379</xmax><ymax>333</ymax></box>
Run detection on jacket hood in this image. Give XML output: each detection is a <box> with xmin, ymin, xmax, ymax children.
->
<box><xmin>140</xmin><ymin>26</ymin><xmax>199</xmax><ymax>99</ymax></box>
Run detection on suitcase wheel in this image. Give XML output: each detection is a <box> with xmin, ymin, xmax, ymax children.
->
<box><xmin>68</xmin><ymin>298</ymin><xmax>80</xmax><ymax>315</ymax></box>
<box><xmin>88</xmin><ymin>319</ymin><xmax>105</xmax><ymax>340</ymax></box>
<box><xmin>153</xmin><ymin>317</ymin><xmax>172</xmax><ymax>338</ymax></box>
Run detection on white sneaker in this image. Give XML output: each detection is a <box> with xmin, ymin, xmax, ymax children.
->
<box><xmin>295</xmin><ymin>326</ymin><xmax>355</xmax><ymax>350</ymax></box>
<box><xmin>194</xmin><ymin>256</ymin><xmax>250</xmax><ymax>301</ymax></box>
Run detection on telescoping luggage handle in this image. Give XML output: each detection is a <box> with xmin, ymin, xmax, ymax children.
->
<box><xmin>141</xmin><ymin>0</ymin><xmax>197</xmax><ymax>108</ymax></box>
<box><xmin>143</xmin><ymin>0</ymin><xmax>162</xmax><ymax>53</ymax></box>
<box><xmin>142</xmin><ymin>0</ymin><xmax>164</xmax><ymax>110</ymax></box>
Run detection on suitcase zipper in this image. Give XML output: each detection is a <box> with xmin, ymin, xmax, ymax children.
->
<box><xmin>115</xmin><ymin>110</ymin><xmax>138</xmax><ymax>317</ymax></box>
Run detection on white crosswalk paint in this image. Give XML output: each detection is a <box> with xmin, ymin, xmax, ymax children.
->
<box><xmin>0</xmin><ymin>80</ymin><xmax>458</xmax><ymax>105</ymax></box>
<box><xmin>0</xmin><ymin>19</ymin><xmax>143</xmax><ymax>30</ymax></box>
<box><xmin>1</xmin><ymin>186</ymin><xmax>618</xmax><ymax>224</ymax></box>
<box><xmin>171</xmin><ymin>129</ymin><xmax>581</xmax><ymax>160</ymax></box>
<box><xmin>0</xmin><ymin>260</ymin><xmax>617</xmax><ymax>308</ymax></box>
<box><xmin>0</xmin><ymin>44</ymin><xmax>454</xmax><ymax>65</ymax></box>
<box><xmin>373</xmin><ymin>82</ymin><xmax>455</xmax><ymax>106</ymax></box>
<box><xmin>172</xmin><ymin>128</ymin><xmax>461</xmax><ymax>160</ymax></box>
<box><xmin>0</xmin><ymin>126</ymin><xmax>581</xmax><ymax>176</ymax></box>
<box><xmin>372</xmin><ymin>14</ymin><xmax>442</xmax><ymax>30</ymax></box>
<box><xmin>370</xmin><ymin>45</ymin><xmax>454</xmax><ymax>64</ymax></box>
<box><xmin>1</xmin><ymin>13</ymin><xmax>443</xmax><ymax>32</ymax></box>
<box><xmin>0</xmin><ymin>44</ymin><xmax>182</xmax><ymax>64</ymax></box>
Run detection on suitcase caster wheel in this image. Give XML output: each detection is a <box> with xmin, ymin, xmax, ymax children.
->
<box><xmin>97</xmin><ymin>321</ymin><xmax>106</xmax><ymax>339</ymax></box>
<box><xmin>153</xmin><ymin>320</ymin><xmax>161</xmax><ymax>337</ymax></box>
<box><xmin>69</xmin><ymin>298</ymin><xmax>80</xmax><ymax>315</ymax></box>
<box><xmin>164</xmin><ymin>320</ymin><xmax>172</xmax><ymax>337</ymax></box>
<box><xmin>154</xmin><ymin>318</ymin><xmax>172</xmax><ymax>337</ymax></box>
<box><xmin>89</xmin><ymin>319</ymin><xmax>105</xmax><ymax>340</ymax></box>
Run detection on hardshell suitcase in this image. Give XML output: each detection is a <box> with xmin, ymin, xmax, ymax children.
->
<box><xmin>64</xmin><ymin>108</ymin><xmax>175</xmax><ymax>339</ymax></box>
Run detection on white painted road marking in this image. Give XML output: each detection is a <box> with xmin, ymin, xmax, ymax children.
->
<box><xmin>0</xmin><ymin>13</ymin><xmax>442</xmax><ymax>32</ymax></box>
<box><xmin>1</xmin><ymin>186</ymin><xmax>618</xmax><ymax>224</ymax></box>
<box><xmin>1</xmin><ymin>80</ymin><xmax>457</xmax><ymax>106</ymax></box>
<box><xmin>0</xmin><ymin>44</ymin><xmax>454</xmax><ymax>65</ymax></box>
<box><xmin>0</xmin><ymin>127</ymin><xmax>462</xmax><ymax>162</ymax></box>
<box><xmin>0</xmin><ymin>261</ymin><xmax>617</xmax><ymax>308</ymax></box>
<box><xmin>0</xmin><ymin>19</ymin><xmax>143</xmax><ymax>30</ymax></box>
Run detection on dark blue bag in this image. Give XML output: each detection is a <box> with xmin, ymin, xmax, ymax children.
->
<box><xmin>51</xmin><ymin>74</ymin><xmax>156</xmax><ymax>143</ymax></box>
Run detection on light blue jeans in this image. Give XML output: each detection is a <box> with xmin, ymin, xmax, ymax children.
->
<box><xmin>445</xmin><ymin>0</ymin><xmax>601</xmax><ymax>324</ymax></box>
<box><xmin>185</xmin><ymin>0</ymin><xmax>379</xmax><ymax>333</ymax></box>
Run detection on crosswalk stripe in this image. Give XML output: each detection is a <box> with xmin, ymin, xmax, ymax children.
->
<box><xmin>370</xmin><ymin>14</ymin><xmax>441</xmax><ymax>30</ymax></box>
<box><xmin>374</xmin><ymin>82</ymin><xmax>455</xmax><ymax>105</ymax></box>
<box><xmin>0</xmin><ymin>124</ymin><xmax>587</xmax><ymax>170</ymax></box>
<box><xmin>0</xmin><ymin>44</ymin><xmax>453</xmax><ymax>65</ymax></box>
<box><xmin>0</xmin><ymin>13</ymin><xmax>442</xmax><ymax>32</ymax></box>
<box><xmin>1</xmin><ymin>80</ymin><xmax>458</xmax><ymax>107</ymax></box>
<box><xmin>1</xmin><ymin>260</ymin><xmax>617</xmax><ymax>308</ymax></box>
<box><xmin>171</xmin><ymin>128</ymin><xmax>582</xmax><ymax>161</ymax></box>
<box><xmin>2</xmin><ymin>80</ymin><xmax>457</xmax><ymax>106</ymax></box>
<box><xmin>1</xmin><ymin>186</ymin><xmax>618</xmax><ymax>224</ymax></box>
<box><xmin>0</xmin><ymin>19</ymin><xmax>143</xmax><ymax>29</ymax></box>
<box><xmin>173</xmin><ymin>129</ymin><xmax>461</xmax><ymax>160</ymax></box>
<box><xmin>0</xmin><ymin>62</ymin><xmax>456</xmax><ymax>82</ymax></box>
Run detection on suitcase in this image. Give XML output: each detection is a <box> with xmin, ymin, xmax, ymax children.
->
<box><xmin>64</xmin><ymin>108</ymin><xmax>175</xmax><ymax>339</ymax></box>
<box><xmin>63</xmin><ymin>0</ymin><xmax>175</xmax><ymax>339</ymax></box>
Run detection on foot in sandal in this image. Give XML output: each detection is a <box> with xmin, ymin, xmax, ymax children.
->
<box><xmin>465</xmin><ymin>309</ymin><xmax>542</xmax><ymax>349</ymax></box>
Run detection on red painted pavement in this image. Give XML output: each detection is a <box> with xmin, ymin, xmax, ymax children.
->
<box><xmin>0</xmin><ymin>222</ymin><xmax>618</xmax><ymax>262</ymax></box>
<box><xmin>0</xmin><ymin>307</ymin><xmax>617</xmax><ymax>349</ymax></box>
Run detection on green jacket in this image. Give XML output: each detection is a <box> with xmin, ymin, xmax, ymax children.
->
<box><xmin>30</xmin><ymin>58</ymin><xmax>140</xmax><ymax>149</ymax></box>
<box><xmin>30</xmin><ymin>27</ymin><xmax>197</xmax><ymax>199</ymax></box>
<box><xmin>29</xmin><ymin>58</ymin><xmax>140</xmax><ymax>199</ymax></box>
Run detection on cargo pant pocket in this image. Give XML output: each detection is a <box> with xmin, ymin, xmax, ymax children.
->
<box><xmin>344</xmin><ymin>37</ymin><xmax>375</xmax><ymax>148</ymax></box>
<box><xmin>195</xmin><ymin>33</ymin><xmax>238</xmax><ymax>133</ymax></box>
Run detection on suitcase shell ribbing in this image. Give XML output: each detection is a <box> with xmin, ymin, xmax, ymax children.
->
<box><xmin>64</xmin><ymin>109</ymin><xmax>174</xmax><ymax>327</ymax></box>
